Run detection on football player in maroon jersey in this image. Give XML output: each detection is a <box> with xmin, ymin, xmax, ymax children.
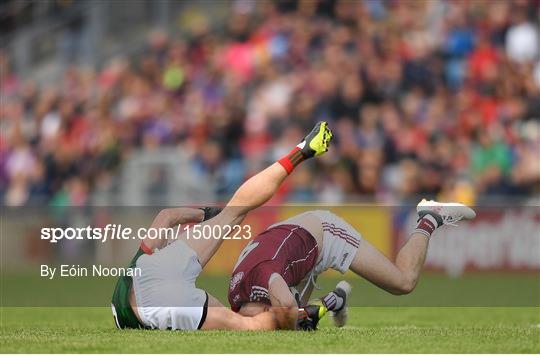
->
<box><xmin>228</xmin><ymin>200</ymin><xmax>476</xmax><ymax>329</ymax></box>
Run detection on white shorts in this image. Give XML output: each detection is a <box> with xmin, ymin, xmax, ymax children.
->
<box><xmin>132</xmin><ymin>240</ymin><xmax>208</xmax><ymax>330</ymax></box>
<box><xmin>310</xmin><ymin>210</ymin><xmax>361</xmax><ymax>275</ymax></box>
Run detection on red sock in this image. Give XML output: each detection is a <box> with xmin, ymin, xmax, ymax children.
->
<box><xmin>278</xmin><ymin>147</ymin><xmax>305</xmax><ymax>174</ymax></box>
<box><xmin>414</xmin><ymin>214</ymin><xmax>439</xmax><ymax>238</ymax></box>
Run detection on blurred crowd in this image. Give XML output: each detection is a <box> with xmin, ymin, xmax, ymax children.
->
<box><xmin>2</xmin><ymin>0</ymin><xmax>540</xmax><ymax>207</ymax></box>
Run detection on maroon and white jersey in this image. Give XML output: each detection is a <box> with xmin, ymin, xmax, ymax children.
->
<box><xmin>228</xmin><ymin>224</ymin><xmax>318</xmax><ymax>312</ymax></box>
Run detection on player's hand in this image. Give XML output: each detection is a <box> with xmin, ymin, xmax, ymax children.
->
<box><xmin>200</xmin><ymin>207</ymin><xmax>223</xmax><ymax>221</ymax></box>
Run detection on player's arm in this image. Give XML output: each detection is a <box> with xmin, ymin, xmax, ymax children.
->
<box><xmin>201</xmin><ymin>294</ymin><xmax>297</xmax><ymax>331</ymax></box>
<box><xmin>268</xmin><ymin>273</ymin><xmax>298</xmax><ymax>308</ymax></box>
<box><xmin>143</xmin><ymin>207</ymin><xmax>221</xmax><ymax>251</ymax></box>
<box><xmin>150</xmin><ymin>207</ymin><xmax>222</xmax><ymax>229</ymax></box>
<box><xmin>268</xmin><ymin>274</ymin><xmax>327</xmax><ymax>331</ymax></box>
<box><xmin>151</xmin><ymin>208</ymin><xmax>204</xmax><ymax>228</ymax></box>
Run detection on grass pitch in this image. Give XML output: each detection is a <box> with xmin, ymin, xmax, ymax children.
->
<box><xmin>1</xmin><ymin>307</ymin><xmax>538</xmax><ymax>353</ymax></box>
<box><xmin>1</xmin><ymin>274</ymin><xmax>539</xmax><ymax>353</ymax></box>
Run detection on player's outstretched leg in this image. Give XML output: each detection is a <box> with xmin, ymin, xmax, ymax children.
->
<box><xmin>186</xmin><ymin>121</ymin><xmax>333</xmax><ymax>268</ymax></box>
<box><xmin>226</xmin><ymin>120</ymin><xmax>332</xmax><ymax>212</ymax></box>
<box><xmin>350</xmin><ymin>200</ymin><xmax>475</xmax><ymax>295</ymax></box>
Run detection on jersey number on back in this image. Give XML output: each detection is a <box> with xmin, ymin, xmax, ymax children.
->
<box><xmin>233</xmin><ymin>241</ymin><xmax>259</xmax><ymax>271</ymax></box>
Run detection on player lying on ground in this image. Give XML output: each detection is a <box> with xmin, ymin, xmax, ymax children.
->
<box><xmin>111</xmin><ymin>122</ymin><xmax>333</xmax><ymax>331</ymax></box>
<box><xmin>228</xmin><ymin>200</ymin><xmax>476</xmax><ymax>329</ymax></box>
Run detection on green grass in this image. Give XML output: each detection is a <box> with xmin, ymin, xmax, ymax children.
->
<box><xmin>3</xmin><ymin>272</ymin><xmax>539</xmax><ymax>307</ymax></box>
<box><xmin>1</xmin><ymin>307</ymin><xmax>538</xmax><ymax>353</ymax></box>
<box><xmin>1</xmin><ymin>273</ymin><xmax>539</xmax><ymax>353</ymax></box>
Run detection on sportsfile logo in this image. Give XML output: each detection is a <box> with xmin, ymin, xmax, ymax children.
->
<box><xmin>40</xmin><ymin>223</ymin><xmax>253</xmax><ymax>243</ymax></box>
<box><xmin>40</xmin><ymin>224</ymin><xmax>183</xmax><ymax>243</ymax></box>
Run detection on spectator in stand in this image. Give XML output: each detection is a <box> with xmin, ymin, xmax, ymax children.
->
<box><xmin>1</xmin><ymin>0</ymin><xmax>539</xmax><ymax>207</ymax></box>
